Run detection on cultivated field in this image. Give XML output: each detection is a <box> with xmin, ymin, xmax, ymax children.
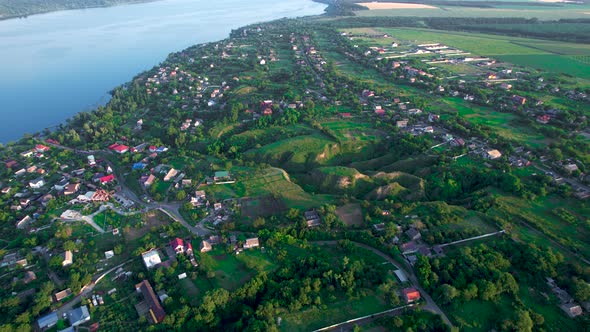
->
<box><xmin>357</xmin><ymin>2</ymin><xmax>437</xmax><ymax>10</ymax></box>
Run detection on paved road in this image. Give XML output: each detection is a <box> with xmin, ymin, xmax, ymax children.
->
<box><xmin>312</xmin><ymin>241</ymin><xmax>453</xmax><ymax>328</ymax></box>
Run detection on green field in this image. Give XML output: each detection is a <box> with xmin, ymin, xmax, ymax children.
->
<box><xmin>207</xmin><ymin>167</ymin><xmax>333</xmax><ymax>210</ymax></box>
<box><xmin>198</xmin><ymin>248</ymin><xmax>277</xmax><ymax>291</ymax></box>
<box><xmin>355</xmin><ymin>5</ymin><xmax>590</xmax><ymax>20</ymax></box>
<box><xmin>444</xmin><ymin>97</ymin><xmax>549</xmax><ymax>148</ymax></box>
<box><xmin>488</xmin><ymin>194</ymin><xmax>590</xmax><ymax>259</ymax></box>
<box><xmin>321</xmin><ymin>119</ymin><xmax>384</xmax><ymax>143</ymax></box>
<box><xmin>375</xmin><ymin>28</ymin><xmax>590</xmax><ymax>78</ymax></box>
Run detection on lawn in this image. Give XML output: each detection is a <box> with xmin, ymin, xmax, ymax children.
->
<box><xmin>199</xmin><ymin>248</ymin><xmax>276</xmax><ymax>291</ymax></box>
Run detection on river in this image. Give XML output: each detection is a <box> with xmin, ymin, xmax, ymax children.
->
<box><xmin>0</xmin><ymin>0</ymin><xmax>326</xmax><ymax>143</ymax></box>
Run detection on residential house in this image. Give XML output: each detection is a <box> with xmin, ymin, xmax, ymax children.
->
<box><xmin>200</xmin><ymin>240</ymin><xmax>212</xmax><ymax>252</ymax></box>
<box><xmin>405</xmin><ymin>228</ymin><xmax>421</xmax><ymax>241</ymax></box>
<box><xmin>141</xmin><ymin>250</ymin><xmax>162</xmax><ymax>269</ymax></box>
<box><xmin>108</xmin><ymin>143</ymin><xmax>129</xmax><ymax>154</ymax></box>
<box><xmin>99</xmin><ymin>174</ymin><xmax>115</xmax><ymax>184</ymax></box>
<box><xmin>37</xmin><ymin>313</ymin><xmax>58</xmax><ymax>330</ymax></box>
<box><xmin>402</xmin><ymin>288</ymin><xmax>421</xmax><ymax>303</ymax></box>
<box><xmin>305</xmin><ymin>210</ymin><xmax>321</xmax><ymax>228</ymax></box>
<box><xmin>20</xmin><ymin>150</ymin><xmax>34</xmax><ymax>158</ymax></box>
<box><xmin>243</xmin><ymin>238</ymin><xmax>260</xmax><ymax>249</ymax></box>
<box><xmin>170</xmin><ymin>238</ymin><xmax>184</xmax><ymax>254</ymax></box>
<box><xmin>564</xmin><ymin>164</ymin><xmax>579</xmax><ymax>174</ymax></box>
<box><xmin>54</xmin><ymin>178</ymin><xmax>68</xmax><ymax>191</ymax></box>
<box><xmin>512</xmin><ymin>95</ymin><xmax>527</xmax><ymax>106</ymax></box>
<box><xmin>486</xmin><ymin>149</ymin><xmax>502</xmax><ymax>160</ymax></box>
<box><xmin>400</xmin><ymin>241</ymin><xmax>418</xmax><ymax>254</ymax></box>
<box><xmin>135</xmin><ymin>280</ymin><xmax>166</xmax><ymax>324</ymax></box>
<box><xmin>67</xmin><ymin>305</ymin><xmax>91</xmax><ymax>327</ymax></box>
<box><xmin>163</xmin><ymin>168</ymin><xmax>178</xmax><ymax>182</ymax></box>
<box><xmin>35</xmin><ymin>144</ymin><xmax>50</xmax><ymax>152</ymax></box>
<box><xmin>16</xmin><ymin>215</ymin><xmax>32</xmax><ymax>229</ymax></box>
<box><xmin>54</xmin><ymin>288</ymin><xmax>73</xmax><ymax>302</ymax></box>
<box><xmin>144</xmin><ymin>174</ymin><xmax>156</xmax><ymax>187</ymax></box>
<box><xmin>29</xmin><ymin>177</ymin><xmax>45</xmax><ymax>189</ymax></box>
<box><xmin>64</xmin><ymin>183</ymin><xmax>80</xmax><ymax>195</ymax></box>
<box><xmin>214</xmin><ymin>171</ymin><xmax>231</xmax><ymax>183</ymax></box>
<box><xmin>23</xmin><ymin>271</ymin><xmax>36</xmax><ymax>284</ymax></box>
<box><xmin>62</xmin><ymin>250</ymin><xmax>73</xmax><ymax>267</ymax></box>
<box><xmin>536</xmin><ymin>115</ymin><xmax>551</xmax><ymax>124</ymax></box>
<box><xmin>396</xmin><ymin>120</ymin><xmax>408</xmax><ymax>128</ymax></box>
<box><xmin>560</xmin><ymin>303</ymin><xmax>583</xmax><ymax>318</ymax></box>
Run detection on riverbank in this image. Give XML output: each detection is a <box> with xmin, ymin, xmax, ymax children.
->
<box><xmin>0</xmin><ymin>0</ymin><xmax>327</xmax><ymax>143</ymax></box>
<box><xmin>0</xmin><ymin>0</ymin><xmax>159</xmax><ymax>20</ymax></box>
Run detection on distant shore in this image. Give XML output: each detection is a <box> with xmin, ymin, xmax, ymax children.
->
<box><xmin>0</xmin><ymin>0</ymin><xmax>160</xmax><ymax>21</ymax></box>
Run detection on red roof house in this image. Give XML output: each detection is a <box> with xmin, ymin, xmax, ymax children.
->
<box><xmin>149</xmin><ymin>146</ymin><xmax>157</xmax><ymax>152</ymax></box>
<box><xmin>340</xmin><ymin>113</ymin><xmax>352</xmax><ymax>118</ymax></box>
<box><xmin>35</xmin><ymin>144</ymin><xmax>50</xmax><ymax>152</ymax></box>
<box><xmin>99</xmin><ymin>174</ymin><xmax>115</xmax><ymax>184</ymax></box>
<box><xmin>402</xmin><ymin>288</ymin><xmax>421</xmax><ymax>303</ymax></box>
<box><xmin>262</xmin><ymin>108</ymin><xmax>273</xmax><ymax>116</ymax></box>
<box><xmin>171</xmin><ymin>238</ymin><xmax>184</xmax><ymax>254</ymax></box>
<box><xmin>185</xmin><ymin>242</ymin><xmax>193</xmax><ymax>254</ymax></box>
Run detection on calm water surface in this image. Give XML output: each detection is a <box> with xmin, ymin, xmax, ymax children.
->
<box><xmin>0</xmin><ymin>0</ymin><xmax>326</xmax><ymax>142</ymax></box>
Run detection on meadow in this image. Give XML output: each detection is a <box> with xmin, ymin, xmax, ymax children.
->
<box><xmin>355</xmin><ymin>4</ymin><xmax>590</xmax><ymax>20</ymax></box>
<box><xmin>376</xmin><ymin>27</ymin><xmax>590</xmax><ymax>78</ymax></box>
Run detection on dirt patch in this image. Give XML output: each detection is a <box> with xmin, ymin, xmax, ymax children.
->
<box><xmin>125</xmin><ymin>210</ymin><xmax>172</xmax><ymax>241</ymax></box>
<box><xmin>336</xmin><ymin>203</ymin><xmax>364</xmax><ymax>226</ymax></box>
<box><xmin>358</xmin><ymin>2</ymin><xmax>437</xmax><ymax>10</ymax></box>
<box><xmin>241</xmin><ymin>195</ymin><xmax>287</xmax><ymax>219</ymax></box>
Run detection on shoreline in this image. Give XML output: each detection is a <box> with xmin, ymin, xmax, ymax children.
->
<box><xmin>0</xmin><ymin>0</ymin><xmax>160</xmax><ymax>21</ymax></box>
<box><xmin>0</xmin><ymin>0</ymin><xmax>328</xmax><ymax>144</ymax></box>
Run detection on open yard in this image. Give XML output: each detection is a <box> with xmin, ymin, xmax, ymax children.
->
<box><xmin>335</xmin><ymin>203</ymin><xmax>364</xmax><ymax>226</ymax></box>
<box><xmin>207</xmin><ymin>167</ymin><xmax>334</xmax><ymax>210</ymax></box>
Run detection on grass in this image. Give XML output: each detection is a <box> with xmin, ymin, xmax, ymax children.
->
<box><xmin>321</xmin><ymin>119</ymin><xmax>384</xmax><ymax>143</ymax></box>
<box><xmin>280</xmin><ymin>292</ymin><xmax>391</xmax><ymax>332</ymax></box>
<box><xmin>375</xmin><ymin>27</ymin><xmax>590</xmax><ymax>78</ymax></box>
<box><xmin>444</xmin><ymin>97</ymin><xmax>549</xmax><ymax>148</ymax></box>
<box><xmin>355</xmin><ymin>5</ymin><xmax>590</xmax><ymax>20</ymax></box>
<box><xmin>488</xmin><ymin>194</ymin><xmax>590</xmax><ymax>259</ymax></box>
<box><xmin>199</xmin><ymin>248</ymin><xmax>276</xmax><ymax>291</ymax></box>
<box><xmin>246</xmin><ymin>133</ymin><xmax>337</xmax><ymax>171</ymax></box>
<box><xmin>207</xmin><ymin>167</ymin><xmax>334</xmax><ymax>211</ymax></box>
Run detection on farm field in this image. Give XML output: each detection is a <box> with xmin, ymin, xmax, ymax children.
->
<box><xmin>375</xmin><ymin>27</ymin><xmax>590</xmax><ymax>78</ymax></box>
<box><xmin>355</xmin><ymin>5</ymin><xmax>590</xmax><ymax>20</ymax></box>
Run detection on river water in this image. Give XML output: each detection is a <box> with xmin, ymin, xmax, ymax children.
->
<box><xmin>0</xmin><ymin>0</ymin><xmax>326</xmax><ymax>143</ymax></box>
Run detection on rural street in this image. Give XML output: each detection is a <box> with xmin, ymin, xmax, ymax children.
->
<box><xmin>54</xmin><ymin>260</ymin><xmax>132</xmax><ymax>318</ymax></box>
